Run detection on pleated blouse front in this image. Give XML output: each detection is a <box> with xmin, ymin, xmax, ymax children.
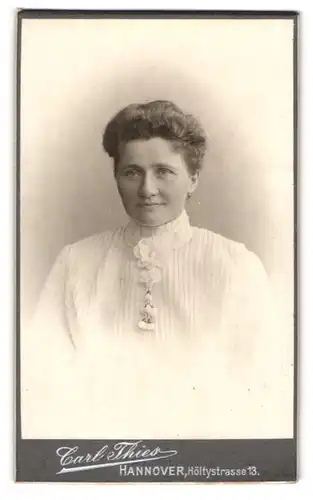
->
<box><xmin>21</xmin><ymin>211</ymin><xmax>293</xmax><ymax>439</ymax></box>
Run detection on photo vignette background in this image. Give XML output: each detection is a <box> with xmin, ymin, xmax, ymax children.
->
<box><xmin>20</xmin><ymin>15</ymin><xmax>294</xmax><ymax>369</ymax></box>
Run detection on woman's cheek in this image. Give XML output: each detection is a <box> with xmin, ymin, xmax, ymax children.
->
<box><xmin>119</xmin><ymin>178</ymin><xmax>138</xmax><ymax>195</ymax></box>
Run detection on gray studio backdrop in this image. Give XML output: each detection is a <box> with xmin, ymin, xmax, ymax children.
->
<box><xmin>20</xmin><ymin>18</ymin><xmax>294</xmax><ymax>336</ymax></box>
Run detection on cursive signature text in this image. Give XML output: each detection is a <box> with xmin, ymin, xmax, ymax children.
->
<box><xmin>56</xmin><ymin>440</ymin><xmax>178</xmax><ymax>475</ymax></box>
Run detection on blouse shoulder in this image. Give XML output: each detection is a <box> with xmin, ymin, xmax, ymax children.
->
<box><xmin>191</xmin><ymin>226</ymin><xmax>269</xmax><ymax>296</ymax></box>
<box><xmin>65</xmin><ymin>228</ymin><xmax>122</xmax><ymax>263</ymax></box>
<box><xmin>192</xmin><ymin>225</ymin><xmax>261</xmax><ymax>269</ymax></box>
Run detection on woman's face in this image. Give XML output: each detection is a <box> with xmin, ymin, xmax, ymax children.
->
<box><xmin>115</xmin><ymin>137</ymin><xmax>198</xmax><ymax>226</ymax></box>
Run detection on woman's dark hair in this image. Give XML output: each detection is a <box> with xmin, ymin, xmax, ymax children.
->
<box><xmin>102</xmin><ymin>100</ymin><xmax>207</xmax><ymax>175</ymax></box>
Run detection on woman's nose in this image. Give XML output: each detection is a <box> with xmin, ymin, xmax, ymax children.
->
<box><xmin>138</xmin><ymin>173</ymin><xmax>158</xmax><ymax>197</ymax></box>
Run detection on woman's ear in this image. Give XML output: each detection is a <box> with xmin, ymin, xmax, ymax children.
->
<box><xmin>189</xmin><ymin>171</ymin><xmax>199</xmax><ymax>194</ymax></box>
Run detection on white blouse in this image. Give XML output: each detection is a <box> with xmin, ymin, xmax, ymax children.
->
<box><xmin>21</xmin><ymin>211</ymin><xmax>293</xmax><ymax>439</ymax></box>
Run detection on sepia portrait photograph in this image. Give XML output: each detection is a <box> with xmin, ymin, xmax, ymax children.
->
<box><xmin>16</xmin><ymin>10</ymin><xmax>297</xmax><ymax>482</ymax></box>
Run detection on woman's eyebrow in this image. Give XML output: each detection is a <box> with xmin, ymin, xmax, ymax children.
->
<box><xmin>120</xmin><ymin>163</ymin><xmax>177</xmax><ymax>172</ymax></box>
<box><xmin>153</xmin><ymin>163</ymin><xmax>176</xmax><ymax>170</ymax></box>
<box><xmin>121</xmin><ymin>163</ymin><xmax>143</xmax><ymax>171</ymax></box>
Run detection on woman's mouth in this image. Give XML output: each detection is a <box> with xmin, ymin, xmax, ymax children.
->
<box><xmin>137</xmin><ymin>203</ymin><xmax>164</xmax><ymax>207</ymax></box>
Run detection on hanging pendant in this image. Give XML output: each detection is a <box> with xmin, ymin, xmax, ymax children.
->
<box><xmin>137</xmin><ymin>286</ymin><xmax>157</xmax><ymax>331</ymax></box>
<box><xmin>138</xmin><ymin>320</ymin><xmax>155</xmax><ymax>331</ymax></box>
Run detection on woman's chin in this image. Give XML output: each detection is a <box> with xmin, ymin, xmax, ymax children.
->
<box><xmin>128</xmin><ymin>208</ymin><xmax>183</xmax><ymax>227</ymax></box>
<box><xmin>126</xmin><ymin>207</ymin><xmax>162</xmax><ymax>227</ymax></box>
<box><xmin>134</xmin><ymin>215</ymin><xmax>164</xmax><ymax>227</ymax></box>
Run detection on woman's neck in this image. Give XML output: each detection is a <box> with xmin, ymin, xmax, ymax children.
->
<box><xmin>124</xmin><ymin>210</ymin><xmax>192</xmax><ymax>250</ymax></box>
<box><xmin>132</xmin><ymin>212</ymin><xmax>185</xmax><ymax>235</ymax></box>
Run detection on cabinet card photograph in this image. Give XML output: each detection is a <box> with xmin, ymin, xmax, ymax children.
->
<box><xmin>16</xmin><ymin>10</ymin><xmax>297</xmax><ymax>483</ymax></box>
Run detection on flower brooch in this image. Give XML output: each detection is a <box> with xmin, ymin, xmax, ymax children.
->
<box><xmin>133</xmin><ymin>239</ymin><xmax>162</xmax><ymax>331</ymax></box>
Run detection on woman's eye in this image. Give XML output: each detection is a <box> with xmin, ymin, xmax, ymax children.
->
<box><xmin>156</xmin><ymin>167</ymin><xmax>173</xmax><ymax>176</ymax></box>
<box><xmin>123</xmin><ymin>169</ymin><xmax>140</xmax><ymax>177</ymax></box>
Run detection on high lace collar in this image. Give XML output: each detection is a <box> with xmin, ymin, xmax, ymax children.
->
<box><xmin>123</xmin><ymin>210</ymin><xmax>192</xmax><ymax>253</ymax></box>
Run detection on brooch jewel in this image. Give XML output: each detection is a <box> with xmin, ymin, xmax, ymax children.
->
<box><xmin>133</xmin><ymin>240</ymin><xmax>161</xmax><ymax>331</ymax></box>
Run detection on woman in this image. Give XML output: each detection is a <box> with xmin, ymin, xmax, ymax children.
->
<box><xmin>22</xmin><ymin>100</ymin><xmax>291</xmax><ymax>439</ymax></box>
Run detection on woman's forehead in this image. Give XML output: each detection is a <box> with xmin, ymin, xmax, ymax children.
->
<box><xmin>119</xmin><ymin>137</ymin><xmax>184</xmax><ymax>167</ymax></box>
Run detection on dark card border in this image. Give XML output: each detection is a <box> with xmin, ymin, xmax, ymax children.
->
<box><xmin>15</xmin><ymin>9</ymin><xmax>299</xmax><ymax>483</ymax></box>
